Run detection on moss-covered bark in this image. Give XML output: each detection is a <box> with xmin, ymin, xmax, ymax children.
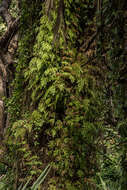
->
<box><xmin>0</xmin><ymin>0</ymin><xmax>126</xmax><ymax>190</ymax></box>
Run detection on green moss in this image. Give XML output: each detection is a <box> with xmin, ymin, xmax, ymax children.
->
<box><xmin>4</xmin><ymin>1</ymin><xmax>111</xmax><ymax>189</ymax></box>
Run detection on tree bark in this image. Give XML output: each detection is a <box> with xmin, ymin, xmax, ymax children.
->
<box><xmin>121</xmin><ymin>1</ymin><xmax>127</xmax><ymax>189</ymax></box>
<box><xmin>0</xmin><ymin>0</ymin><xmax>19</xmax><ymax>138</ymax></box>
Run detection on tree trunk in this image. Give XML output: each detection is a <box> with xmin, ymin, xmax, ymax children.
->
<box><xmin>0</xmin><ymin>78</ymin><xmax>4</xmax><ymax>138</ymax></box>
<box><xmin>121</xmin><ymin>1</ymin><xmax>127</xmax><ymax>188</ymax></box>
<box><xmin>0</xmin><ymin>0</ymin><xmax>19</xmax><ymax>138</ymax></box>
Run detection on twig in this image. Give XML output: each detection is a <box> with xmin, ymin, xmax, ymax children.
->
<box><xmin>80</xmin><ymin>32</ymin><xmax>97</xmax><ymax>53</ymax></box>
